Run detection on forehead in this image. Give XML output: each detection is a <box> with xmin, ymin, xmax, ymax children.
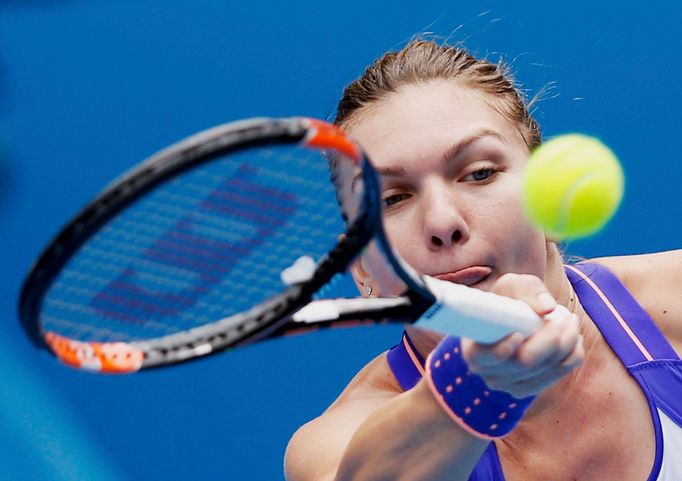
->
<box><xmin>346</xmin><ymin>80</ymin><xmax>527</xmax><ymax>167</ymax></box>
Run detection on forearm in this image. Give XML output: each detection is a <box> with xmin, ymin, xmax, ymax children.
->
<box><xmin>335</xmin><ymin>379</ymin><xmax>489</xmax><ymax>481</ymax></box>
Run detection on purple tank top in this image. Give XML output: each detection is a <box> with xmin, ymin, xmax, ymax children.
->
<box><xmin>386</xmin><ymin>263</ymin><xmax>682</xmax><ymax>480</ymax></box>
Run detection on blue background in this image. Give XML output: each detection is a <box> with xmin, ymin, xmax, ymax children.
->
<box><xmin>1</xmin><ymin>1</ymin><xmax>680</xmax><ymax>480</ymax></box>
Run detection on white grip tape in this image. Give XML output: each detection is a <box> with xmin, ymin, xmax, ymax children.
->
<box><xmin>416</xmin><ymin>276</ymin><xmax>564</xmax><ymax>344</ymax></box>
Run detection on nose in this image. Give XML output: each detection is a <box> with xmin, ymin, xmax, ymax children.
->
<box><xmin>421</xmin><ymin>182</ymin><xmax>470</xmax><ymax>250</ymax></box>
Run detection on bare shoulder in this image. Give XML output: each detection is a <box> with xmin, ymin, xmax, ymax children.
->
<box><xmin>326</xmin><ymin>349</ymin><xmax>404</xmax><ymax>410</ymax></box>
<box><xmin>591</xmin><ymin>249</ymin><xmax>682</xmax><ymax>351</ymax></box>
<box><xmin>284</xmin><ymin>351</ymin><xmax>402</xmax><ymax>481</ymax></box>
<box><xmin>592</xmin><ymin>249</ymin><xmax>682</xmax><ymax>283</ymax></box>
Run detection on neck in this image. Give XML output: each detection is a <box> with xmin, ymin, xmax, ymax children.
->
<box><xmin>543</xmin><ymin>243</ymin><xmax>574</xmax><ymax>308</ymax></box>
<box><xmin>519</xmin><ymin>242</ymin><xmax>604</xmax><ymax>419</ymax></box>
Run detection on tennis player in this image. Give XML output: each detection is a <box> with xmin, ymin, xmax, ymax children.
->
<box><xmin>284</xmin><ymin>40</ymin><xmax>682</xmax><ymax>481</ymax></box>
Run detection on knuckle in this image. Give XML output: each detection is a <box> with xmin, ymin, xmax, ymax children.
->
<box><xmin>492</xmin><ymin>273</ymin><xmax>516</xmax><ymax>294</ymax></box>
<box><xmin>541</xmin><ymin>325</ymin><xmax>563</xmax><ymax>346</ymax></box>
<box><xmin>494</xmin><ymin>335</ymin><xmax>521</xmax><ymax>361</ymax></box>
<box><xmin>497</xmin><ymin>344</ymin><xmax>516</xmax><ymax>361</ymax></box>
<box><xmin>557</xmin><ymin>321</ymin><xmax>577</xmax><ymax>342</ymax></box>
<box><xmin>562</xmin><ymin>313</ymin><xmax>580</xmax><ymax>330</ymax></box>
<box><xmin>547</xmin><ymin>334</ymin><xmax>562</xmax><ymax>353</ymax></box>
<box><xmin>492</xmin><ymin>273</ymin><xmax>543</xmax><ymax>297</ymax></box>
<box><xmin>521</xmin><ymin>273</ymin><xmax>545</xmax><ymax>289</ymax></box>
<box><xmin>517</xmin><ymin>352</ymin><xmax>539</xmax><ymax>369</ymax></box>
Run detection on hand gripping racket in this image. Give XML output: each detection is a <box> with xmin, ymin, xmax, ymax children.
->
<box><xmin>19</xmin><ymin>117</ymin><xmax>547</xmax><ymax>374</ymax></box>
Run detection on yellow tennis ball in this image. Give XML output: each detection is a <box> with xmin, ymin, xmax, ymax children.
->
<box><xmin>523</xmin><ymin>134</ymin><xmax>624</xmax><ymax>240</ymax></box>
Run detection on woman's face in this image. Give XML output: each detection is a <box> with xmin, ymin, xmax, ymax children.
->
<box><xmin>344</xmin><ymin>80</ymin><xmax>549</xmax><ymax>296</ymax></box>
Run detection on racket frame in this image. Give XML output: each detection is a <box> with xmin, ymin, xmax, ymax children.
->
<box><xmin>19</xmin><ymin>117</ymin><xmax>391</xmax><ymax>372</ymax></box>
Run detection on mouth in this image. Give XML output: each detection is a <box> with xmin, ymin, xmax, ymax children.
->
<box><xmin>434</xmin><ymin>266</ymin><xmax>492</xmax><ymax>287</ymax></box>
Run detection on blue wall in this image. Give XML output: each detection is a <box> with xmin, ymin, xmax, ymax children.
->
<box><xmin>1</xmin><ymin>1</ymin><xmax>680</xmax><ymax>480</ymax></box>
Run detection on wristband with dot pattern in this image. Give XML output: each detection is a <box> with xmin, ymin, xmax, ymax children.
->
<box><xmin>425</xmin><ymin>336</ymin><xmax>535</xmax><ymax>439</ymax></box>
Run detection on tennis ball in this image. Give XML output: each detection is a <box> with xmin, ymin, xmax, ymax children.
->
<box><xmin>523</xmin><ymin>134</ymin><xmax>624</xmax><ymax>240</ymax></box>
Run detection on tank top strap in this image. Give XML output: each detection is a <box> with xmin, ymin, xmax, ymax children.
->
<box><xmin>386</xmin><ymin>331</ymin><xmax>426</xmax><ymax>391</ymax></box>
<box><xmin>565</xmin><ymin>263</ymin><xmax>679</xmax><ymax>367</ymax></box>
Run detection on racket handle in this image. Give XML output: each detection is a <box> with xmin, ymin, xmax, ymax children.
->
<box><xmin>417</xmin><ymin>276</ymin><xmax>566</xmax><ymax>343</ymax></box>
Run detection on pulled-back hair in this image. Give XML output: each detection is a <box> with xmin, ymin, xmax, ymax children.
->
<box><xmin>333</xmin><ymin>39</ymin><xmax>541</xmax><ymax>151</ymax></box>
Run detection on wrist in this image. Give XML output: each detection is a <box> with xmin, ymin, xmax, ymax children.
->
<box><xmin>425</xmin><ymin>336</ymin><xmax>534</xmax><ymax>439</ymax></box>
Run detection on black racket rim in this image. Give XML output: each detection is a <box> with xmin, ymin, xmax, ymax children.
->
<box><xmin>19</xmin><ymin>117</ymin><xmax>379</xmax><ymax>371</ymax></box>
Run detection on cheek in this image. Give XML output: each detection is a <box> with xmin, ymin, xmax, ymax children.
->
<box><xmin>478</xmin><ymin>181</ymin><xmax>548</xmax><ymax>276</ymax></box>
<box><xmin>362</xmin><ymin>241</ymin><xmax>408</xmax><ymax>296</ymax></box>
<box><xmin>498</xmin><ymin>208</ymin><xmax>548</xmax><ymax>276</ymax></box>
<box><xmin>513</xmin><ymin>226</ymin><xmax>548</xmax><ymax>276</ymax></box>
<box><xmin>381</xmin><ymin>209</ymin><xmax>427</xmax><ymax>273</ymax></box>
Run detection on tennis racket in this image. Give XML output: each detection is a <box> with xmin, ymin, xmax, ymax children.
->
<box><xmin>19</xmin><ymin>117</ymin><xmax>548</xmax><ymax>374</ymax></box>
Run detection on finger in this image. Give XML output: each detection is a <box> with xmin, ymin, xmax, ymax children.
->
<box><xmin>491</xmin><ymin>273</ymin><xmax>558</xmax><ymax>316</ymax></box>
<box><xmin>535</xmin><ymin>314</ymin><xmax>582</xmax><ymax>368</ymax></box>
<box><xmin>503</xmin><ymin>361</ymin><xmax>578</xmax><ymax>397</ymax></box>
<box><xmin>488</xmin><ymin>337</ymin><xmax>584</xmax><ymax>395</ymax></box>
<box><xmin>467</xmin><ymin>324</ymin><xmax>585</xmax><ymax>396</ymax></box>
<box><xmin>515</xmin><ymin>312</ymin><xmax>580</xmax><ymax>369</ymax></box>
<box><xmin>517</xmin><ymin>337</ymin><xmax>585</xmax><ymax>393</ymax></box>
<box><xmin>482</xmin><ymin>313</ymin><xmax>579</xmax><ymax>383</ymax></box>
<box><xmin>463</xmin><ymin>332</ymin><xmax>525</xmax><ymax>369</ymax></box>
<box><xmin>467</xmin><ymin>311</ymin><xmax>579</xmax><ymax>380</ymax></box>
<box><xmin>559</xmin><ymin>335</ymin><xmax>585</xmax><ymax>371</ymax></box>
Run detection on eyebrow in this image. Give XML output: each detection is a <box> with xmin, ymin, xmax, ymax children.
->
<box><xmin>350</xmin><ymin>129</ymin><xmax>508</xmax><ymax>189</ymax></box>
<box><xmin>439</xmin><ymin>129</ymin><xmax>508</xmax><ymax>167</ymax></box>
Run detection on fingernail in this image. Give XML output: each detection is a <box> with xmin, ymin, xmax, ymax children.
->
<box><xmin>537</xmin><ymin>292</ymin><xmax>556</xmax><ymax>311</ymax></box>
<box><xmin>545</xmin><ymin>304</ymin><xmax>570</xmax><ymax>322</ymax></box>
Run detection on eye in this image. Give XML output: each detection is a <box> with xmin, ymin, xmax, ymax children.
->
<box><xmin>463</xmin><ymin>167</ymin><xmax>500</xmax><ymax>183</ymax></box>
<box><xmin>383</xmin><ymin>192</ymin><xmax>411</xmax><ymax>208</ymax></box>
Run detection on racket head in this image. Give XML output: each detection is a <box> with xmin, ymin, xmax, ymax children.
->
<box><xmin>19</xmin><ymin>117</ymin><xmax>381</xmax><ymax>372</ymax></box>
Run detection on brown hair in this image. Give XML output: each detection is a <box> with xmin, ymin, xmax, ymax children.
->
<box><xmin>333</xmin><ymin>39</ymin><xmax>541</xmax><ymax>151</ymax></box>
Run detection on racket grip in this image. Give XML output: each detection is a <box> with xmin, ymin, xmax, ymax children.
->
<box><xmin>417</xmin><ymin>276</ymin><xmax>565</xmax><ymax>343</ymax></box>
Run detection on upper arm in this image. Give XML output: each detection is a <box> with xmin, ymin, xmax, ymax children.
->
<box><xmin>285</xmin><ymin>351</ymin><xmax>491</xmax><ymax>481</ymax></box>
<box><xmin>284</xmin><ymin>392</ymin><xmax>398</xmax><ymax>481</ymax></box>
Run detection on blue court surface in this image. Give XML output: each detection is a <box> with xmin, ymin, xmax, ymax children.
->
<box><xmin>1</xmin><ymin>1</ymin><xmax>679</xmax><ymax>479</ymax></box>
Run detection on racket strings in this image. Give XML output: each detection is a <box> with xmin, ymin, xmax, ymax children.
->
<box><xmin>40</xmin><ymin>144</ymin><xmax>353</xmax><ymax>342</ymax></box>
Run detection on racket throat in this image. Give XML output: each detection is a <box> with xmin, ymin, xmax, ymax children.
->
<box><xmin>292</xmin><ymin>297</ymin><xmax>412</xmax><ymax>324</ymax></box>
